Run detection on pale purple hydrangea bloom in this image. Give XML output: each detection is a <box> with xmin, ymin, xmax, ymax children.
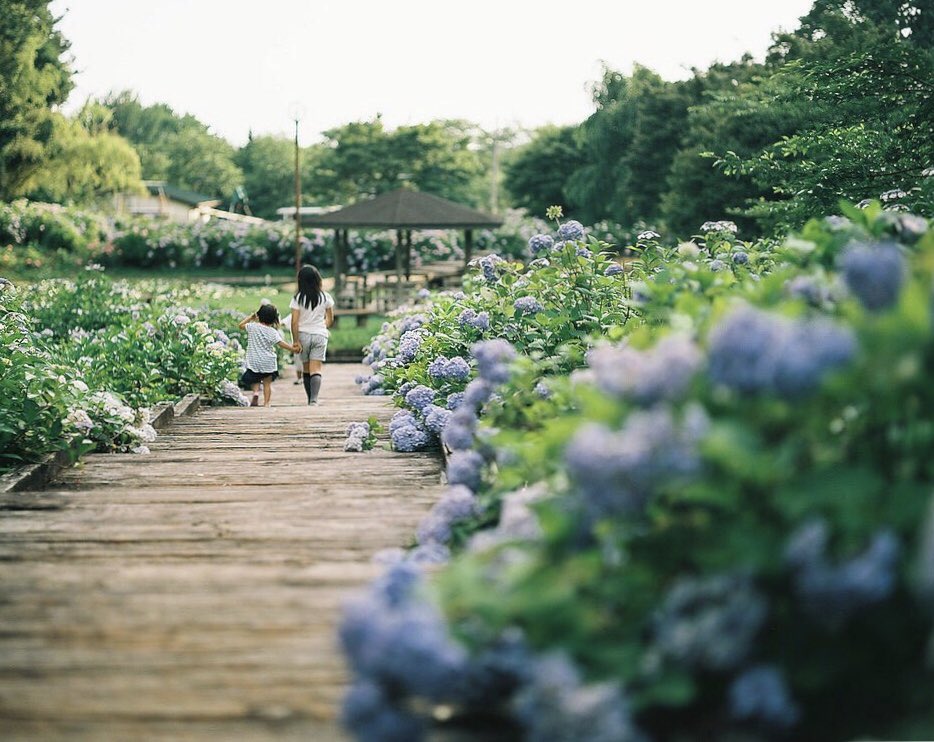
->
<box><xmin>587</xmin><ymin>334</ymin><xmax>702</xmax><ymax>406</ymax></box>
<box><xmin>840</xmin><ymin>241</ymin><xmax>906</xmax><ymax>311</ymax></box>
<box><xmin>398</xmin><ymin>330</ymin><xmax>423</xmax><ymax>363</ymax></box>
<box><xmin>404</xmin><ymin>385</ymin><xmax>436</xmax><ymax>412</ymax></box>
<box><xmin>728</xmin><ymin>665</ymin><xmax>801</xmax><ymax>730</ymax></box>
<box><xmin>514</xmin><ymin>296</ymin><xmax>544</xmax><ymax>315</ymax></box>
<box><xmin>707</xmin><ymin>305</ymin><xmax>856</xmax><ymax>397</ymax></box>
<box><xmin>653</xmin><ymin>574</ymin><xmax>767</xmax><ymax>671</ymax></box>
<box><xmin>731</xmin><ymin>250</ymin><xmax>749</xmax><ymax>265</ymax></box>
<box><xmin>445</xmin><ymin>391</ymin><xmax>465</xmax><ymax>410</ymax></box>
<box><xmin>604</xmin><ymin>263</ymin><xmax>624</xmax><ymax>276</ymax></box>
<box><xmin>446</xmin><ymin>450</ymin><xmax>485</xmax><ymax>491</ymax></box>
<box><xmin>709</xmin><ymin>259</ymin><xmax>726</xmax><ymax>272</ymax></box>
<box><xmin>441</xmin><ymin>407</ymin><xmax>476</xmax><ymax>451</ymax></box>
<box><xmin>784</xmin><ymin>519</ymin><xmax>900</xmax><ymax>626</ymax></box>
<box><xmin>557</xmin><ymin>220</ymin><xmax>585</xmax><ymax>242</ymax></box>
<box><xmin>564</xmin><ymin>406</ymin><xmax>708</xmax><ymax>519</ymax></box>
<box><xmin>472</xmin><ymin>339</ymin><xmax>517</xmax><ymax>384</ymax></box>
<box><xmin>515</xmin><ymin>651</ymin><xmax>639</xmax><ymax>742</ymax></box>
<box><xmin>463</xmin><ymin>379</ymin><xmax>494</xmax><ymax>409</ymax></box>
<box><xmin>784</xmin><ymin>275</ymin><xmax>831</xmax><ymax>306</ymax></box>
<box><xmin>422</xmin><ymin>404</ymin><xmax>452</xmax><ymax>435</ymax></box>
<box><xmin>391</xmin><ymin>422</ymin><xmax>431</xmax><ymax>452</ymax></box>
<box><xmin>528</xmin><ymin>234</ymin><xmax>555</xmax><ymax>255</ymax></box>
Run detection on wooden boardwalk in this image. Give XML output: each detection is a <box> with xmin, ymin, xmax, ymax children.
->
<box><xmin>0</xmin><ymin>365</ymin><xmax>443</xmax><ymax>740</ymax></box>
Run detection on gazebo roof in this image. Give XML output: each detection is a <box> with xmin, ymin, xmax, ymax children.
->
<box><xmin>303</xmin><ymin>189</ymin><xmax>502</xmax><ymax>229</ymax></box>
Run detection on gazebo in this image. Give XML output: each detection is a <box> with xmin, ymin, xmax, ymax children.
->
<box><xmin>303</xmin><ymin>188</ymin><xmax>502</xmax><ymax>301</ymax></box>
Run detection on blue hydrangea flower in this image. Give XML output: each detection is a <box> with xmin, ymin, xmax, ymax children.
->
<box><xmin>391</xmin><ymin>423</ymin><xmax>431</xmax><ymax>452</ymax></box>
<box><xmin>707</xmin><ymin>305</ymin><xmax>856</xmax><ymax>398</ymax></box>
<box><xmin>416</xmin><ymin>513</ymin><xmax>452</xmax><ymax>545</ymax></box>
<box><xmin>434</xmin><ymin>485</ymin><xmax>479</xmax><ymax>522</ymax></box>
<box><xmin>514</xmin><ymin>296</ymin><xmax>544</xmax><ymax>315</ymax></box>
<box><xmin>575</xmin><ymin>247</ymin><xmax>592</xmax><ymax>259</ymax></box>
<box><xmin>564</xmin><ymin>406</ymin><xmax>708</xmax><ymax>520</ymax></box>
<box><xmin>422</xmin><ymin>404</ymin><xmax>452</xmax><ymax>435</ymax></box>
<box><xmin>404</xmin><ymin>385</ymin><xmax>436</xmax><ymax>412</ymax></box>
<box><xmin>784</xmin><ymin>275</ymin><xmax>831</xmax><ymax>306</ymax></box>
<box><xmin>709</xmin><ymin>259</ymin><xmax>726</xmax><ymax>272</ymax></box>
<box><xmin>442</xmin><ymin>408</ymin><xmax>476</xmax><ymax>450</ymax></box>
<box><xmin>427</xmin><ymin>355</ymin><xmax>451</xmax><ymax>380</ymax></box>
<box><xmin>785</xmin><ymin>519</ymin><xmax>900</xmax><ymax>626</ymax></box>
<box><xmin>446</xmin><ymin>450</ymin><xmax>484</xmax><ymax>491</ymax></box>
<box><xmin>728</xmin><ymin>665</ymin><xmax>801</xmax><ymax>730</ymax></box>
<box><xmin>407</xmin><ymin>542</ymin><xmax>451</xmax><ymax>564</ymax></box>
<box><xmin>515</xmin><ymin>651</ymin><xmax>638</xmax><ymax>742</ymax></box>
<box><xmin>604</xmin><ymin>263</ymin><xmax>624</xmax><ymax>276</ymax></box>
<box><xmin>534</xmin><ymin>381</ymin><xmax>551</xmax><ymax>399</ymax></box>
<box><xmin>731</xmin><ymin>250</ymin><xmax>749</xmax><ymax>265</ymax></box>
<box><xmin>528</xmin><ymin>234</ymin><xmax>555</xmax><ymax>255</ymax></box>
<box><xmin>653</xmin><ymin>574</ymin><xmax>767</xmax><ymax>671</ymax></box>
<box><xmin>444</xmin><ymin>356</ymin><xmax>470</xmax><ymax>381</ymax></box>
<box><xmin>458</xmin><ymin>308</ymin><xmax>478</xmax><ymax>327</ymax></box>
<box><xmin>398</xmin><ymin>330</ymin><xmax>423</xmax><ymax>363</ymax></box>
<box><xmin>463</xmin><ymin>379</ymin><xmax>493</xmax><ymax>409</ymax></box>
<box><xmin>840</xmin><ymin>241</ymin><xmax>906</xmax><ymax>311</ymax></box>
<box><xmin>557</xmin><ymin>220</ymin><xmax>585</xmax><ymax>242</ymax></box>
<box><xmin>399</xmin><ymin>314</ymin><xmax>426</xmax><ymax>334</ymax></box>
<box><xmin>469</xmin><ymin>311</ymin><xmax>491</xmax><ymax>331</ymax></box>
<box><xmin>389</xmin><ymin>409</ymin><xmax>416</xmax><ymax>434</ymax></box>
<box><xmin>479</xmin><ymin>254</ymin><xmax>502</xmax><ymax>282</ymax></box>
<box><xmin>472</xmin><ymin>339</ymin><xmax>517</xmax><ymax>384</ymax></box>
<box><xmin>445</xmin><ymin>391</ymin><xmax>465</xmax><ymax>410</ymax></box>
<box><xmin>587</xmin><ymin>334</ymin><xmax>701</xmax><ymax>406</ymax></box>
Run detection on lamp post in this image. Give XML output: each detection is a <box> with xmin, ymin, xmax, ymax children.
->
<box><xmin>288</xmin><ymin>103</ymin><xmax>306</xmax><ymax>274</ymax></box>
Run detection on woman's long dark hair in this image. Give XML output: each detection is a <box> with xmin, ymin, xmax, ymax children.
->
<box><xmin>294</xmin><ymin>265</ymin><xmax>323</xmax><ymax>309</ymax></box>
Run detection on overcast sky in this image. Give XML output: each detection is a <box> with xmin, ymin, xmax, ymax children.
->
<box><xmin>52</xmin><ymin>0</ymin><xmax>814</xmax><ymax>145</ymax></box>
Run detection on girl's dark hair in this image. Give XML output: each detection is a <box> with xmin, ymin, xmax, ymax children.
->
<box><xmin>295</xmin><ymin>264</ymin><xmax>324</xmax><ymax>309</ymax></box>
<box><xmin>257</xmin><ymin>303</ymin><xmax>280</xmax><ymax>325</ymax></box>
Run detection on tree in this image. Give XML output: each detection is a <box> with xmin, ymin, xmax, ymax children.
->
<box><xmin>0</xmin><ymin>0</ymin><xmax>73</xmax><ymax>199</ymax></box>
<box><xmin>163</xmin><ymin>127</ymin><xmax>242</xmax><ymax>199</ymax></box>
<box><xmin>503</xmin><ymin>125</ymin><xmax>584</xmax><ymax>217</ymax></box>
<box><xmin>311</xmin><ymin>117</ymin><xmax>484</xmax><ymax>205</ymax></box>
<box><xmin>101</xmin><ymin>91</ymin><xmax>242</xmax><ymax>199</ymax></box>
<box><xmin>234</xmin><ymin>134</ymin><xmax>294</xmax><ymax>218</ymax></box>
<box><xmin>27</xmin><ymin>110</ymin><xmax>142</xmax><ymax>205</ymax></box>
<box><xmin>716</xmin><ymin>34</ymin><xmax>934</xmax><ymax>229</ymax></box>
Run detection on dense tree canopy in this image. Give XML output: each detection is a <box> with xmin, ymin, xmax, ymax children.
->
<box><xmin>502</xmin><ymin>125</ymin><xmax>583</xmax><ymax>217</ymax></box>
<box><xmin>0</xmin><ymin>0</ymin><xmax>73</xmax><ymax>200</ymax></box>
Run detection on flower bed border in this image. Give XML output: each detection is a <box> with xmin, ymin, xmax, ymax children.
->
<box><xmin>0</xmin><ymin>393</ymin><xmax>204</xmax><ymax>494</ymax></box>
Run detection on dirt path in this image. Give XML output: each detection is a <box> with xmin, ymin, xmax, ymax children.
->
<box><xmin>0</xmin><ymin>365</ymin><xmax>441</xmax><ymax>740</ymax></box>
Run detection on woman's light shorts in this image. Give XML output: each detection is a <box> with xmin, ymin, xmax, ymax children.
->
<box><xmin>299</xmin><ymin>332</ymin><xmax>328</xmax><ymax>362</ymax></box>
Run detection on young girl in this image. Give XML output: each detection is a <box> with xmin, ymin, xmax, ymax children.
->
<box><xmin>290</xmin><ymin>264</ymin><xmax>335</xmax><ymax>406</ymax></box>
<box><xmin>238</xmin><ymin>303</ymin><xmax>299</xmax><ymax>407</ymax></box>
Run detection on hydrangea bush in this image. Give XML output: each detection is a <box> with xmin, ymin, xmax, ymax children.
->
<box><xmin>0</xmin><ymin>271</ymin><xmax>248</xmax><ymax>474</ymax></box>
<box><xmin>342</xmin><ymin>204</ymin><xmax>934</xmax><ymax>740</ymax></box>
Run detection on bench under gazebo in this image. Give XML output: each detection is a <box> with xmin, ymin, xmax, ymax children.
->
<box><xmin>303</xmin><ymin>188</ymin><xmax>502</xmax><ymax>314</ymax></box>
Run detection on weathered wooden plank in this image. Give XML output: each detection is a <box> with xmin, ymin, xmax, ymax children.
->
<box><xmin>0</xmin><ymin>365</ymin><xmax>440</xmax><ymax>737</ymax></box>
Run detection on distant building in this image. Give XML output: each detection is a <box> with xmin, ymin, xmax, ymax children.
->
<box><xmin>118</xmin><ymin>181</ymin><xmax>267</xmax><ymax>225</ymax></box>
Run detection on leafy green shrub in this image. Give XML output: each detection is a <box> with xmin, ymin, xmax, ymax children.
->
<box><xmin>341</xmin><ymin>206</ymin><xmax>934</xmax><ymax>740</ymax></box>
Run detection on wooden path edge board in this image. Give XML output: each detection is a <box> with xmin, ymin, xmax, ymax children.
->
<box><xmin>0</xmin><ymin>363</ymin><xmax>444</xmax><ymax>741</ymax></box>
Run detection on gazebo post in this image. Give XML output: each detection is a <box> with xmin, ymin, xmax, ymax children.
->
<box><xmin>404</xmin><ymin>230</ymin><xmax>412</xmax><ymax>280</ymax></box>
<box><xmin>395</xmin><ymin>229</ymin><xmax>404</xmax><ymax>305</ymax></box>
<box><xmin>464</xmin><ymin>229</ymin><xmax>473</xmax><ymax>270</ymax></box>
<box><xmin>332</xmin><ymin>229</ymin><xmax>344</xmax><ymax>302</ymax></box>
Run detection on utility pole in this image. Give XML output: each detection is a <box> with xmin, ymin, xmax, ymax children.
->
<box><xmin>293</xmin><ymin>117</ymin><xmax>301</xmax><ymax>273</ymax></box>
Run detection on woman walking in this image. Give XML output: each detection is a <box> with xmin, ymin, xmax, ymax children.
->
<box><xmin>290</xmin><ymin>264</ymin><xmax>334</xmax><ymax>406</ymax></box>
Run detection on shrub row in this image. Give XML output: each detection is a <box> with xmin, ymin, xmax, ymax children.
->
<box><xmin>342</xmin><ymin>204</ymin><xmax>934</xmax><ymax>740</ymax></box>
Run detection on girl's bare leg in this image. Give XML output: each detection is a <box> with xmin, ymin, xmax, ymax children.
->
<box><xmin>250</xmin><ymin>383</ymin><xmax>260</xmax><ymax>407</ymax></box>
<box><xmin>263</xmin><ymin>377</ymin><xmax>273</xmax><ymax>406</ymax></box>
